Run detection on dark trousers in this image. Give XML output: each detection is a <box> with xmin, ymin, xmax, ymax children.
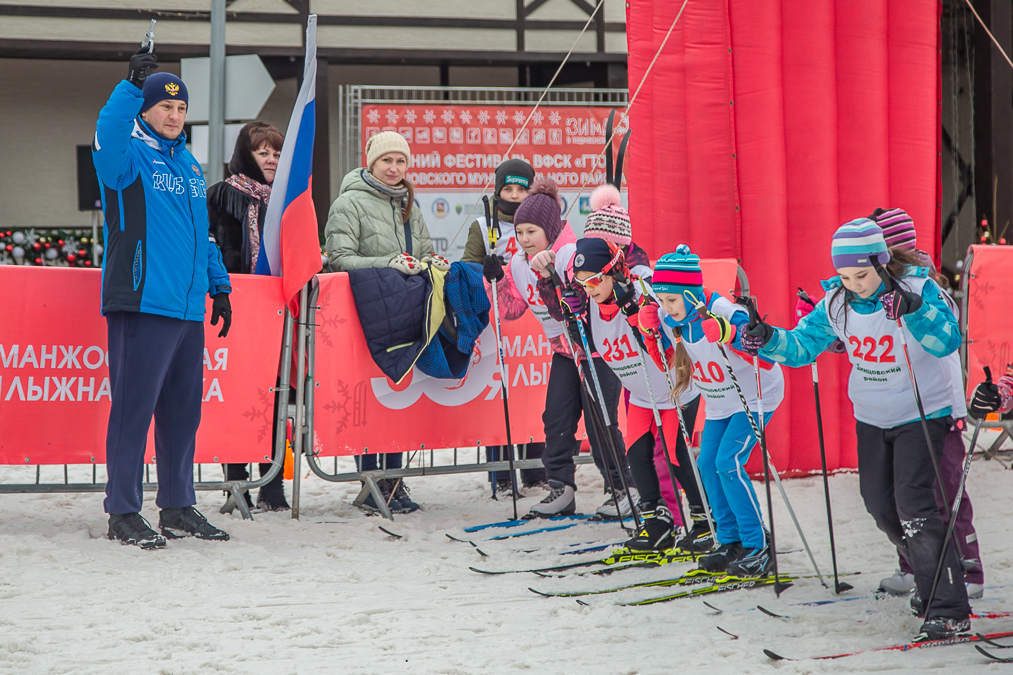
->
<box><xmin>857</xmin><ymin>418</ymin><xmax>971</xmax><ymax>620</ymax></box>
<box><xmin>542</xmin><ymin>353</ymin><xmax>627</xmax><ymax>490</ymax></box>
<box><xmin>898</xmin><ymin>423</ymin><xmax>983</xmax><ymax>584</ymax></box>
<box><xmin>104</xmin><ymin>312</ymin><xmax>204</xmax><ymax>515</ymax></box>
<box><xmin>487</xmin><ymin>443</ymin><xmax>546</xmax><ymax>486</ymax></box>
<box><xmin>357</xmin><ymin>453</ymin><xmax>402</xmax><ymax>471</ymax></box>
<box><xmin>631</xmin><ymin>395</ymin><xmax>701</xmax><ymax>509</ymax></box>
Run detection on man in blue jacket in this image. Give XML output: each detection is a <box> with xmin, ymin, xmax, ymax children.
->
<box><xmin>94</xmin><ymin>47</ymin><xmax>233</xmax><ymax>549</ymax></box>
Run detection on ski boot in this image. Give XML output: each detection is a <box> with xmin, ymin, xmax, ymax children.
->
<box><xmin>697</xmin><ymin>541</ymin><xmax>744</xmax><ymax>573</ymax></box>
<box><xmin>878</xmin><ymin>569</ymin><xmax>916</xmax><ymax>596</ymax></box>
<box><xmin>675</xmin><ymin>510</ymin><xmax>715</xmax><ymax>553</ymax></box>
<box><xmin>915</xmin><ymin>616</ymin><xmax>971</xmax><ymax>642</ymax></box>
<box><xmin>727</xmin><ymin>545</ymin><xmax>772</xmax><ymax>578</ymax></box>
<box><xmin>592</xmin><ymin>487</ymin><xmax>638</xmax><ymax>521</ymax></box>
<box><xmin>624</xmin><ymin>504</ymin><xmax>676</xmax><ymax>552</ymax></box>
<box><xmin>523</xmin><ymin>480</ymin><xmax>576</xmax><ymax>519</ymax></box>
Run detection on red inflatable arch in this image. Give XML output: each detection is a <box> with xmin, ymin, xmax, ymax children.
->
<box><xmin>626</xmin><ymin>1</ymin><xmax>941</xmax><ymax>474</ymax></box>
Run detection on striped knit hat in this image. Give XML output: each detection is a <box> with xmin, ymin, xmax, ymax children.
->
<box><xmin>652</xmin><ymin>244</ymin><xmax>703</xmax><ymax>301</ymax></box>
<box><xmin>869</xmin><ymin>207</ymin><xmax>917</xmax><ymax>251</ymax></box>
<box><xmin>831</xmin><ymin>218</ymin><xmax>890</xmax><ymax>269</ymax></box>
<box><xmin>583</xmin><ymin>185</ymin><xmax>632</xmax><ymax>246</ymax></box>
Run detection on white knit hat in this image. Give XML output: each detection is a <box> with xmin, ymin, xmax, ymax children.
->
<box><xmin>365</xmin><ymin>131</ymin><xmax>411</xmax><ymax>169</ymax></box>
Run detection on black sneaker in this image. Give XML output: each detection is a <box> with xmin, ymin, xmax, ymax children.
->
<box><xmin>915</xmin><ymin>616</ymin><xmax>971</xmax><ymax>642</ymax></box>
<box><xmin>675</xmin><ymin>512</ymin><xmax>715</xmax><ymax>553</ymax></box>
<box><xmin>159</xmin><ymin>506</ymin><xmax>230</xmax><ymax>541</ymax></box>
<box><xmin>698</xmin><ymin>541</ymin><xmax>744</xmax><ymax>573</ymax></box>
<box><xmin>108</xmin><ymin>513</ymin><xmax>166</xmax><ymax>550</ymax></box>
<box><xmin>726</xmin><ymin>545</ymin><xmax>772</xmax><ymax>578</ymax></box>
<box><xmin>390</xmin><ymin>480</ymin><xmax>420</xmax><ymax>514</ymax></box>
<box><xmin>624</xmin><ymin>504</ymin><xmax>676</xmax><ymax>552</ymax></box>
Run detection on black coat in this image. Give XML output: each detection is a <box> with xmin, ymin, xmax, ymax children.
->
<box><xmin>206</xmin><ymin>125</ymin><xmax>271</xmax><ymax>275</ymax></box>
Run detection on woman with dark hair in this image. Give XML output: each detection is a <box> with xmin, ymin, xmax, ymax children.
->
<box><xmin>207</xmin><ymin>121</ymin><xmax>290</xmax><ymax>512</ymax></box>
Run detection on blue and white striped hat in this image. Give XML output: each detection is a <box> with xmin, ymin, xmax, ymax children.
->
<box><xmin>831</xmin><ymin>218</ymin><xmax>890</xmax><ymax>269</ymax></box>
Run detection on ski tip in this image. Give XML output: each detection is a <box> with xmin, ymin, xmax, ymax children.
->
<box><xmin>702</xmin><ymin>600</ymin><xmax>723</xmax><ymax>614</ymax></box>
<box><xmin>716</xmin><ymin>626</ymin><xmax>739</xmax><ymax>640</ymax></box>
<box><xmin>576</xmin><ymin>599</ymin><xmax>590</xmax><ymax>607</ymax></box>
<box><xmin>474</xmin><ymin>548</ymin><xmax>490</xmax><ymax>558</ymax></box>
<box><xmin>528</xmin><ymin>587</ymin><xmax>552</xmax><ymax>597</ymax></box>
<box><xmin>378</xmin><ymin>526</ymin><xmax>402</xmax><ymax>538</ymax></box>
<box><xmin>975</xmin><ymin>645</ymin><xmax>1013</xmax><ymax>663</ymax></box>
<box><xmin>756</xmin><ymin>605</ymin><xmax>786</xmax><ymax>619</ymax></box>
<box><xmin>469</xmin><ymin>566</ymin><xmax>498</xmax><ymax>575</ymax></box>
<box><xmin>763</xmin><ymin>649</ymin><xmax>790</xmax><ymax>661</ymax></box>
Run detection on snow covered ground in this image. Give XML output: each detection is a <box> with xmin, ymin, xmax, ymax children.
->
<box><xmin>2</xmin><ymin>431</ymin><xmax>1012</xmax><ymax>674</ymax></box>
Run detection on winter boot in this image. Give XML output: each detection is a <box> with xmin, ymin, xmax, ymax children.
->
<box><xmin>727</xmin><ymin>545</ymin><xmax>773</xmax><ymax>578</ymax></box>
<box><xmin>698</xmin><ymin>541</ymin><xmax>744</xmax><ymax>573</ymax></box>
<box><xmin>624</xmin><ymin>504</ymin><xmax>676</xmax><ymax>552</ymax></box>
<box><xmin>675</xmin><ymin>511</ymin><xmax>715</xmax><ymax>553</ymax></box>
<box><xmin>360</xmin><ymin>478</ymin><xmax>395</xmax><ymax>513</ymax></box>
<box><xmin>256</xmin><ymin>480</ymin><xmax>290</xmax><ymax>512</ymax></box>
<box><xmin>159</xmin><ymin>506</ymin><xmax>230</xmax><ymax>541</ymax></box>
<box><xmin>911</xmin><ymin>592</ymin><xmax>924</xmax><ymax>618</ymax></box>
<box><xmin>878</xmin><ymin>569</ymin><xmax>916</xmax><ymax>596</ymax></box>
<box><xmin>390</xmin><ymin>480</ymin><xmax>420</xmax><ymax>514</ymax></box>
<box><xmin>967</xmin><ymin>582</ymin><xmax>984</xmax><ymax>600</ymax></box>
<box><xmin>524</xmin><ymin>480</ymin><xmax>576</xmax><ymax>519</ymax></box>
<box><xmin>108</xmin><ymin>513</ymin><xmax>166</xmax><ymax>550</ymax></box>
<box><xmin>915</xmin><ymin>616</ymin><xmax>971</xmax><ymax>642</ymax></box>
<box><xmin>594</xmin><ymin>487</ymin><xmax>638</xmax><ymax>521</ymax></box>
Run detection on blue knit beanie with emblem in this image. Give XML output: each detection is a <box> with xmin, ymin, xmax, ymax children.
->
<box><xmin>141</xmin><ymin>73</ymin><xmax>189</xmax><ymax>113</ymax></box>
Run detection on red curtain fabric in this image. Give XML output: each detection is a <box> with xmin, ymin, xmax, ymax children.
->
<box><xmin>626</xmin><ymin>0</ymin><xmax>941</xmax><ymax>474</ymax></box>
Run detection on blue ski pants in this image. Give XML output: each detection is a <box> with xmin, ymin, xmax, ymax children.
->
<box><xmin>696</xmin><ymin>411</ymin><xmax>772</xmax><ymax>550</ymax></box>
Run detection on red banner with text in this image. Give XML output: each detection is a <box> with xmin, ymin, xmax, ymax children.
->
<box><xmin>360</xmin><ymin>103</ymin><xmax>628</xmax><ymax>260</ymax></box>
<box><xmin>0</xmin><ymin>267</ymin><xmax>284</xmax><ymax>465</ymax></box>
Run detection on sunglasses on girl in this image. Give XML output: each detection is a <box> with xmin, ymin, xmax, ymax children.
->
<box><xmin>575</xmin><ymin>271</ymin><xmax>607</xmax><ymax>288</ymax></box>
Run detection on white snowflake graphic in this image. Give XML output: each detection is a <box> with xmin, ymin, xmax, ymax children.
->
<box><xmin>404</xmin><ymin>109</ymin><xmax>417</xmax><ymax>124</ymax></box>
<box><xmin>61</xmin><ymin>236</ymin><xmax>80</xmax><ymax>256</ymax></box>
<box><xmin>423</xmin><ymin>109</ymin><xmax>436</xmax><ymax>123</ymax></box>
<box><xmin>549</xmin><ymin>111</ymin><xmax>561</xmax><ymax>125</ymax></box>
<box><xmin>459</xmin><ymin>110</ymin><xmax>473</xmax><ymax>124</ymax></box>
<box><xmin>495</xmin><ymin>110</ymin><xmax>508</xmax><ymax>125</ymax></box>
<box><xmin>512</xmin><ymin>111</ymin><xmax>526</xmax><ymax>125</ymax></box>
<box><xmin>478</xmin><ymin>110</ymin><xmax>490</xmax><ymax>124</ymax></box>
<box><xmin>22</xmin><ymin>228</ymin><xmax>39</xmax><ymax>247</ymax></box>
<box><xmin>441</xmin><ymin>109</ymin><xmax>455</xmax><ymax>124</ymax></box>
<box><xmin>385</xmin><ymin>109</ymin><xmax>399</xmax><ymax>124</ymax></box>
<box><xmin>366</xmin><ymin>109</ymin><xmax>380</xmax><ymax>124</ymax></box>
<box><xmin>531</xmin><ymin>111</ymin><xmax>544</xmax><ymax>125</ymax></box>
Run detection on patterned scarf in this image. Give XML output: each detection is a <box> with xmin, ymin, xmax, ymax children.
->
<box><xmin>225</xmin><ymin>173</ymin><xmax>271</xmax><ymax>273</ymax></box>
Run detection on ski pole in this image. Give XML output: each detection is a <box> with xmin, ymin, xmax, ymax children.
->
<box><xmin>869</xmin><ymin>259</ymin><xmax>966</xmax><ymax>618</ymax></box>
<box><xmin>741</xmin><ymin>294</ymin><xmax>827</xmax><ymax>589</ymax></box>
<box><xmin>483</xmin><ymin>195</ymin><xmax>518</xmax><ymax>520</ymax></box>
<box><xmin>625</xmin><ymin>315</ymin><xmax>693</xmax><ymax>547</ymax></box>
<box><xmin>684</xmin><ymin>290</ymin><xmax>792</xmax><ymax>595</ymax></box>
<box><xmin>655</xmin><ymin>326</ymin><xmax>718</xmax><ymax>549</ymax></box>
<box><xmin>546</xmin><ymin>263</ymin><xmax>641</xmax><ymax>533</ymax></box>
<box><xmin>797</xmin><ymin>287</ymin><xmax>852</xmax><ymax>594</ymax></box>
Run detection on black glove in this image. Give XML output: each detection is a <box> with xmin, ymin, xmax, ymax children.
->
<box><xmin>560</xmin><ymin>287</ymin><xmax>585</xmax><ymax>318</ymax></box>
<box><xmin>881</xmin><ymin>286</ymin><xmax>923</xmax><ymax>321</ymax></box>
<box><xmin>740</xmin><ymin>320</ymin><xmax>774</xmax><ymax>355</ymax></box>
<box><xmin>211</xmin><ymin>293</ymin><xmax>232</xmax><ymax>338</ymax></box>
<box><xmin>128</xmin><ymin>47</ymin><xmax>159</xmax><ymax>88</ymax></box>
<box><xmin>483</xmin><ymin>254</ymin><xmax>504</xmax><ymax>282</ymax></box>
<box><xmin>613</xmin><ymin>280</ymin><xmax>639</xmax><ymax>317</ymax></box>
<box><xmin>969</xmin><ymin>366</ymin><xmax>1000</xmax><ymax>418</ymax></box>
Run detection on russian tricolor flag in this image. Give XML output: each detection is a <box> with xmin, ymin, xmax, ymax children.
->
<box><xmin>256</xmin><ymin>14</ymin><xmax>321</xmax><ymax>316</ymax></box>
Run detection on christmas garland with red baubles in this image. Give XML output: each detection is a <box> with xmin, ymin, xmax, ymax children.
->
<box><xmin>0</xmin><ymin>229</ymin><xmax>102</xmax><ymax>267</ymax></box>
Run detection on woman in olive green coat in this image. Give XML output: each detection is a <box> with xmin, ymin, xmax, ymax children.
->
<box><xmin>325</xmin><ymin>131</ymin><xmax>433</xmax><ymax>272</ymax></box>
<box><xmin>323</xmin><ymin>131</ymin><xmax>432</xmax><ymax>513</ymax></box>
